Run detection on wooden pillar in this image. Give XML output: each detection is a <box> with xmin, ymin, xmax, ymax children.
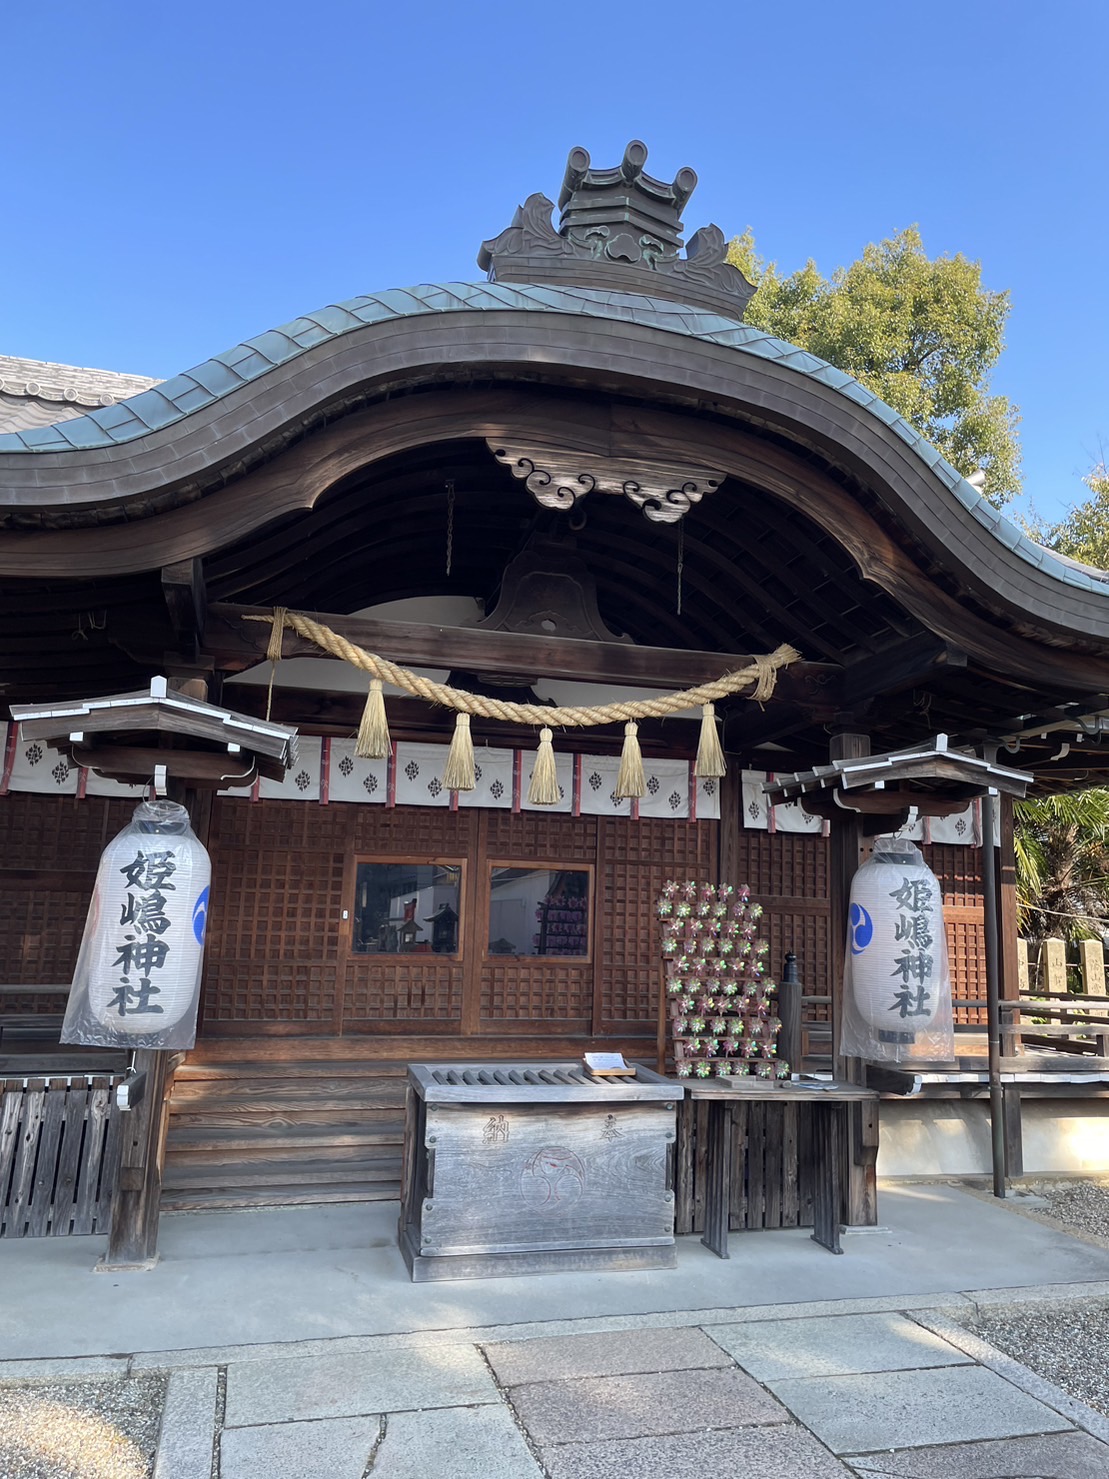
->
<box><xmin>827</xmin><ymin>730</ymin><xmax>869</xmax><ymax>1077</ymax></box>
<box><xmin>777</xmin><ymin>952</ymin><xmax>803</xmax><ymax>1076</ymax></box>
<box><xmin>826</xmin><ymin>729</ymin><xmax>877</xmax><ymax>1227</ymax></box>
<box><xmin>718</xmin><ymin>758</ymin><xmax>741</xmax><ymax>889</ymax></box>
<box><xmin>981</xmin><ymin>791</ymin><xmax>1007</xmax><ymax>1197</ymax></box>
<box><xmin>998</xmin><ymin>795</ymin><xmax>1020</xmax><ymax>1009</ymax></box>
<box><xmin>997</xmin><ymin>793</ymin><xmax>1024</xmax><ymax>1176</ymax></box>
<box><xmin>101</xmin><ymin>1047</ymin><xmax>173</xmax><ymax>1268</ymax></box>
<box><xmin>103</xmin><ymin>763</ymin><xmax>203</xmax><ymax>1268</ymax></box>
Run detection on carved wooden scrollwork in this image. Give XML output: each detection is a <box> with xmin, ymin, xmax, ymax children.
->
<box><xmin>489</xmin><ymin>441</ymin><xmax>722</xmax><ymax>524</ymax></box>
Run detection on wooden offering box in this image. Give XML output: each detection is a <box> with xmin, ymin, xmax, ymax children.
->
<box><xmin>399</xmin><ymin>1063</ymin><xmax>682</xmax><ymax>1281</ymax></box>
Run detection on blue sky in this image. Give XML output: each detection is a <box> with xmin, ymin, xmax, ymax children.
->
<box><xmin>4</xmin><ymin>0</ymin><xmax>1105</xmax><ymax>519</ymax></box>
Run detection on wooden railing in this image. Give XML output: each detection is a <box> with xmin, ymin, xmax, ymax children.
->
<box><xmin>1012</xmin><ymin>938</ymin><xmax>1109</xmax><ymax>1057</ymax></box>
<box><xmin>0</xmin><ymin>983</ymin><xmax>69</xmax><ymax>1048</ymax></box>
<box><xmin>794</xmin><ymin>991</ymin><xmax>1109</xmax><ymax>1068</ymax></box>
<box><xmin>0</xmin><ymin>1075</ymin><xmax>123</xmax><ymax>1238</ymax></box>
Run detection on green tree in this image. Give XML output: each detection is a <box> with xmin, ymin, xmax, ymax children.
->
<box><xmin>1013</xmin><ymin>468</ymin><xmax>1109</xmax><ymax>957</ymax></box>
<box><xmin>1024</xmin><ymin>463</ymin><xmax>1109</xmax><ymax>570</ymax></box>
<box><xmin>1014</xmin><ymin>789</ymin><xmax>1109</xmax><ymax>951</ymax></box>
<box><xmin>728</xmin><ymin>227</ymin><xmax>1021</xmax><ymax>505</ymax></box>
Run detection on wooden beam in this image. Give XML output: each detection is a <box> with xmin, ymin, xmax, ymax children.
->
<box><xmin>840</xmin><ymin>635</ymin><xmax>967</xmax><ymax>707</ymax></box>
<box><xmin>791</xmin><ymin>789</ymin><xmax>974</xmax><ymax>821</ymax></box>
<box><xmin>161</xmin><ymin>557</ymin><xmax>207</xmax><ymax>647</ymax></box>
<box><xmin>723</xmin><ymin>700</ymin><xmax>841</xmax><ymax>752</ymax></box>
<box><xmin>66</xmin><ymin>745</ymin><xmax>264</xmax><ymax>787</ymax></box>
<box><xmin>206</xmin><ymin>602</ymin><xmax>836</xmax><ymax>696</ymax></box>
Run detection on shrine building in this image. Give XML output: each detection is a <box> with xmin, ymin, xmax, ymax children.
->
<box><xmin>3</xmin><ymin>141</ymin><xmax>1108</xmax><ymax>1224</ymax></box>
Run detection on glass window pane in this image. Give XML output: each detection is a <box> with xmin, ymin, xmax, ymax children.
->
<box><xmin>489</xmin><ymin>867</ymin><xmax>590</xmax><ymax>957</ymax></box>
<box><xmin>353</xmin><ymin>862</ymin><xmax>461</xmax><ymax>955</ymax></box>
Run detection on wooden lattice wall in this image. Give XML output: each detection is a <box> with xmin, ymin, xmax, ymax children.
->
<box><xmin>202</xmin><ymin>799</ymin><xmax>717</xmax><ymax>1038</ymax></box>
<box><xmin>726</xmin><ymin>830</ymin><xmax>833</xmax><ymax>1002</ymax></box>
<box><xmin>0</xmin><ymin>792</ymin><xmax>989</xmax><ymax>1039</ymax></box>
<box><xmin>0</xmin><ymin>793</ymin><xmax>133</xmax><ymax>1013</ymax></box>
<box><xmin>924</xmin><ymin>843</ymin><xmax>987</xmax><ymax>1021</ymax></box>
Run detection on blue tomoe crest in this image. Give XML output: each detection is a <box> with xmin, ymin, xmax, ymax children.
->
<box><xmin>849</xmin><ymin>901</ymin><xmax>874</xmax><ymax>955</ymax></box>
<box><xmin>192</xmin><ymin>886</ymin><xmax>210</xmax><ymax>946</ymax></box>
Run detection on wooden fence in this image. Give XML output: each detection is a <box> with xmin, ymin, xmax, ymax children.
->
<box><xmin>675</xmin><ymin>1097</ymin><xmax>816</xmax><ymax>1234</ymax></box>
<box><xmin>1011</xmin><ymin>937</ymin><xmax>1109</xmax><ymax>1058</ymax></box>
<box><xmin>0</xmin><ymin>1075</ymin><xmax>123</xmax><ymax>1238</ymax></box>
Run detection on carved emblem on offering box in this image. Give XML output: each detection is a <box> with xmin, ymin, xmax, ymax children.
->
<box><xmin>657</xmin><ymin>879</ymin><xmax>790</xmax><ymax>1080</ymax></box>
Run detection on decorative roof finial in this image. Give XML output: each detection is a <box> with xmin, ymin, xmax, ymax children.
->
<box><xmin>478</xmin><ymin>141</ymin><xmax>754</xmax><ymax>320</ymax></box>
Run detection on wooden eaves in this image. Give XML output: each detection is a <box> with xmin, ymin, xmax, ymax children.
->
<box><xmin>763</xmin><ymin>734</ymin><xmax>1033</xmax><ymax>825</ymax></box>
<box><xmin>10</xmin><ymin>676</ymin><xmax>298</xmax><ymax>788</ymax></box>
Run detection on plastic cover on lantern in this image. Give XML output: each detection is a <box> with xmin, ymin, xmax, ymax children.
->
<box><xmin>61</xmin><ymin>800</ymin><xmax>211</xmax><ymax>1050</ymax></box>
<box><xmin>840</xmin><ymin>836</ymin><xmax>955</xmax><ymax>1065</ymax></box>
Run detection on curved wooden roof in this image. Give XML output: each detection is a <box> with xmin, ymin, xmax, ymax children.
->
<box><xmin>3</xmin><ymin>277</ymin><xmax>1109</xmax><ymax>786</ymax></box>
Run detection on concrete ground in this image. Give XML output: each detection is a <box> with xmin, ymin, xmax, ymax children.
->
<box><xmin>2</xmin><ymin>1182</ymin><xmax>1108</xmax><ymax>1477</ymax></box>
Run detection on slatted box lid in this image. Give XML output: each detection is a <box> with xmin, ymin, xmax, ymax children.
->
<box><xmin>408</xmin><ymin>1061</ymin><xmax>680</xmax><ymax>1103</ymax></box>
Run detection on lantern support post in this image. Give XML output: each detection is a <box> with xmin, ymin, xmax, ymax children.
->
<box><xmin>997</xmin><ymin>792</ymin><xmax>1024</xmax><ymax>1176</ymax></box>
<box><xmin>101</xmin><ymin>1046</ymin><xmax>174</xmax><ymax>1269</ymax></box>
<box><xmin>980</xmin><ymin>787</ymin><xmax>1007</xmax><ymax>1199</ymax></box>
<box><xmin>827</xmin><ymin>726</ymin><xmax>879</xmax><ymax>1228</ymax></box>
<box><xmin>101</xmin><ymin>765</ymin><xmax>205</xmax><ymax>1270</ymax></box>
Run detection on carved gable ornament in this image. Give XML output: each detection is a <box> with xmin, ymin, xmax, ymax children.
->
<box><xmin>489</xmin><ymin>439</ymin><xmax>722</xmax><ymax>525</ymax></box>
<box><xmin>478</xmin><ymin>140</ymin><xmax>755</xmax><ymax>321</ymax></box>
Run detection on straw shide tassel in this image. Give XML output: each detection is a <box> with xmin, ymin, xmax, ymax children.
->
<box><xmin>615</xmin><ymin>720</ymin><xmax>647</xmax><ymax>800</ymax></box>
<box><xmin>266</xmin><ymin>607</ymin><xmax>288</xmax><ymax>664</ymax></box>
<box><xmin>356</xmin><ymin>678</ymin><xmax>391</xmax><ymax>759</ymax></box>
<box><xmin>264</xmin><ymin>606</ymin><xmax>288</xmax><ymax>722</ymax></box>
<box><xmin>527</xmin><ymin>727</ymin><xmax>560</xmax><ymax>806</ymax></box>
<box><xmin>443</xmin><ymin>712</ymin><xmax>476</xmax><ymax>791</ymax></box>
<box><xmin>695</xmin><ymin>702</ymin><xmax>727</xmax><ymax>779</ymax></box>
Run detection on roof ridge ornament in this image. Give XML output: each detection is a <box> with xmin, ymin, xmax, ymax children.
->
<box><xmin>478</xmin><ymin>141</ymin><xmax>755</xmax><ymax>321</ymax></box>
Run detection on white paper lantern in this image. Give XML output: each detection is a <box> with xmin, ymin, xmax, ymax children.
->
<box><xmin>61</xmin><ymin>800</ymin><xmax>211</xmax><ymax>1049</ymax></box>
<box><xmin>841</xmin><ymin>838</ymin><xmax>954</xmax><ymax>1064</ymax></box>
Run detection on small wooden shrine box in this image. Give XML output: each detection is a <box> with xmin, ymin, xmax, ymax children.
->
<box><xmin>399</xmin><ymin>1062</ymin><xmax>682</xmax><ymax>1281</ymax></box>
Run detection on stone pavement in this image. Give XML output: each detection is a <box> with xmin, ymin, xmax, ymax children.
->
<box><xmin>3</xmin><ymin>1183</ymin><xmax>1109</xmax><ymax>1476</ymax></box>
<box><xmin>4</xmin><ymin>1292</ymin><xmax>1109</xmax><ymax>1476</ymax></box>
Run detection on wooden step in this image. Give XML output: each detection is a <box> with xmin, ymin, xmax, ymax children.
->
<box><xmin>166</xmin><ymin>1142</ymin><xmax>400</xmax><ymax>1172</ymax></box>
<box><xmin>161</xmin><ymin>1183</ymin><xmax>399</xmax><ymax>1211</ymax></box>
<box><xmin>168</xmin><ymin>1080</ymin><xmax>405</xmax><ymax>1111</ymax></box>
<box><xmin>188</xmin><ymin>1033</ymin><xmax>654</xmax><ymax>1063</ymax></box>
<box><xmin>167</xmin><ymin>1105</ymin><xmax>402</xmax><ymax>1130</ymax></box>
<box><xmin>166</xmin><ymin>1122</ymin><xmax>403</xmax><ymax>1153</ymax></box>
<box><xmin>162</xmin><ymin>1153</ymin><xmax>402</xmax><ymax>1191</ymax></box>
<box><xmin>164</xmin><ymin>1145</ymin><xmax>401</xmax><ymax>1176</ymax></box>
<box><xmin>175</xmin><ymin>1060</ymin><xmax>409</xmax><ymax>1081</ymax></box>
<box><xmin>164</xmin><ymin>1048</ymin><xmax>413</xmax><ymax>1210</ymax></box>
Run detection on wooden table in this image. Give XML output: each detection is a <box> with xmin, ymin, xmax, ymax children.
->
<box><xmin>687</xmin><ymin>1078</ymin><xmax>878</xmax><ymax>1256</ymax></box>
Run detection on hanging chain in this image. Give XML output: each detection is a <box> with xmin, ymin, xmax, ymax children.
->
<box><xmin>445</xmin><ymin>478</ymin><xmax>456</xmax><ymax>577</ymax></box>
<box><xmin>676</xmin><ymin>519</ymin><xmax>685</xmax><ymax>615</ymax></box>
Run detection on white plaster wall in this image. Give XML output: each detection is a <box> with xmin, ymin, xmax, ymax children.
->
<box><xmin>878</xmin><ymin>1099</ymin><xmax>1109</xmax><ymax>1177</ymax></box>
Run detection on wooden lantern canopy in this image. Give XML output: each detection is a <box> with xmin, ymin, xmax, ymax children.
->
<box><xmin>763</xmin><ymin>735</ymin><xmax>1033</xmax><ymax>835</ymax></box>
<box><xmin>10</xmin><ymin>676</ymin><xmax>298</xmax><ymax>793</ymax></box>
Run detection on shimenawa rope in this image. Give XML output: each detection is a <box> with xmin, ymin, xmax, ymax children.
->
<box><xmin>248</xmin><ymin>609</ymin><xmax>800</xmax><ymax>802</ymax></box>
